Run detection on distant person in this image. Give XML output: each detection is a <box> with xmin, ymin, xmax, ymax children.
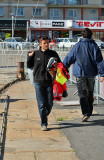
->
<box><xmin>63</xmin><ymin>28</ymin><xmax>104</xmax><ymax>122</ymax></box>
<box><xmin>27</xmin><ymin>36</ymin><xmax>61</xmax><ymax>131</ymax></box>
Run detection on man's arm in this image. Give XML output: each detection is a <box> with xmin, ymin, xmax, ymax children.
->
<box><xmin>96</xmin><ymin>51</ymin><xmax>104</xmax><ymax>78</ymax></box>
<box><xmin>27</xmin><ymin>50</ymin><xmax>35</xmax><ymax>68</ymax></box>
<box><xmin>95</xmin><ymin>48</ymin><xmax>104</xmax><ymax>82</ymax></box>
<box><xmin>63</xmin><ymin>46</ymin><xmax>76</xmax><ymax>69</ymax></box>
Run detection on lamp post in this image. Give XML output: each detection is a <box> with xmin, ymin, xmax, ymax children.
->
<box><xmin>11</xmin><ymin>15</ymin><xmax>14</xmax><ymax>39</ymax></box>
<box><xmin>10</xmin><ymin>13</ymin><xmax>14</xmax><ymax>39</ymax></box>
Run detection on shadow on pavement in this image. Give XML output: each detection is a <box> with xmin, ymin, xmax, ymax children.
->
<box><xmin>91</xmin><ymin>119</ymin><xmax>104</xmax><ymax>126</ymax></box>
<box><xmin>9</xmin><ymin>99</ymin><xmax>26</xmax><ymax>102</ymax></box>
<box><xmin>49</xmin><ymin>114</ymin><xmax>104</xmax><ymax>130</ymax></box>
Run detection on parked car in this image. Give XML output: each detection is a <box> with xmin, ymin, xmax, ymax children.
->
<box><xmin>33</xmin><ymin>40</ymin><xmax>39</xmax><ymax>48</ymax></box>
<box><xmin>101</xmin><ymin>43</ymin><xmax>104</xmax><ymax>49</ymax></box>
<box><xmin>0</xmin><ymin>38</ymin><xmax>3</xmax><ymax>42</ymax></box>
<box><xmin>94</xmin><ymin>39</ymin><xmax>104</xmax><ymax>49</ymax></box>
<box><xmin>57</xmin><ymin>38</ymin><xmax>77</xmax><ymax>48</ymax></box>
<box><xmin>4</xmin><ymin>37</ymin><xmax>31</xmax><ymax>50</ymax></box>
<box><xmin>0</xmin><ymin>38</ymin><xmax>3</xmax><ymax>50</ymax></box>
<box><xmin>72</xmin><ymin>36</ymin><xmax>83</xmax><ymax>43</ymax></box>
<box><xmin>73</xmin><ymin>34</ymin><xmax>82</xmax><ymax>39</ymax></box>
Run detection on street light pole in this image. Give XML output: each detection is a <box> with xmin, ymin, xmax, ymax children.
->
<box><xmin>10</xmin><ymin>13</ymin><xmax>14</xmax><ymax>39</ymax></box>
<box><xmin>11</xmin><ymin>15</ymin><xmax>14</xmax><ymax>39</ymax></box>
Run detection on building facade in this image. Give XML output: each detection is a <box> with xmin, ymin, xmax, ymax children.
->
<box><xmin>0</xmin><ymin>0</ymin><xmax>47</xmax><ymax>39</ymax></box>
<box><xmin>0</xmin><ymin>0</ymin><xmax>104</xmax><ymax>40</ymax></box>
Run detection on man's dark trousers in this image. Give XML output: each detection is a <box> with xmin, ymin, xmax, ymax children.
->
<box><xmin>76</xmin><ymin>77</ymin><xmax>95</xmax><ymax>117</ymax></box>
<box><xmin>34</xmin><ymin>82</ymin><xmax>53</xmax><ymax>127</ymax></box>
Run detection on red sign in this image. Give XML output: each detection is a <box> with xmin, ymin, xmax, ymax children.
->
<box><xmin>74</xmin><ymin>20</ymin><xmax>104</xmax><ymax>29</ymax></box>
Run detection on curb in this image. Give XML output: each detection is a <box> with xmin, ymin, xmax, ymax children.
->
<box><xmin>0</xmin><ymin>78</ymin><xmax>21</xmax><ymax>94</ymax></box>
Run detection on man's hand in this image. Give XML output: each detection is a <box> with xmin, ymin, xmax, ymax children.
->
<box><xmin>28</xmin><ymin>50</ymin><xmax>34</xmax><ymax>56</ymax></box>
<box><xmin>49</xmin><ymin>70</ymin><xmax>56</xmax><ymax>77</ymax></box>
<box><xmin>100</xmin><ymin>77</ymin><xmax>104</xmax><ymax>82</ymax></box>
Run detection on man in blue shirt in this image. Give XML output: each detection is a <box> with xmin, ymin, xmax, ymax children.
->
<box><xmin>63</xmin><ymin>28</ymin><xmax>104</xmax><ymax>122</ymax></box>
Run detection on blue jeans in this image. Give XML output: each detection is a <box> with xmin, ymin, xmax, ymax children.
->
<box><xmin>76</xmin><ymin>77</ymin><xmax>95</xmax><ymax>116</ymax></box>
<box><xmin>34</xmin><ymin>82</ymin><xmax>53</xmax><ymax>127</ymax></box>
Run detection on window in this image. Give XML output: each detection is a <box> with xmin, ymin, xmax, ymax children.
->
<box><xmin>0</xmin><ymin>8</ymin><xmax>4</xmax><ymax>16</ymax></box>
<box><xmin>66</xmin><ymin>0</ymin><xmax>81</xmax><ymax>5</ymax></box>
<box><xmin>33</xmin><ymin>8</ymin><xmax>42</xmax><ymax>16</ymax></box>
<box><xmin>48</xmin><ymin>0</ymin><xmax>55</xmax><ymax>4</ymax></box>
<box><xmin>48</xmin><ymin>0</ymin><xmax>64</xmax><ymax>5</ymax></box>
<box><xmin>68</xmin><ymin>9</ymin><xmax>77</xmax><ymax>18</ymax></box>
<box><xmin>50</xmin><ymin>9</ymin><xmax>60</xmax><ymax>18</ymax></box>
<box><xmin>102</xmin><ymin>0</ymin><xmax>104</xmax><ymax>5</ymax></box>
<box><xmin>83</xmin><ymin>0</ymin><xmax>88</xmax><ymax>5</ymax></box>
<box><xmin>65</xmin><ymin>39</ymin><xmax>68</xmax><ymax>42</ymax></box>
<box><xmin>66</xmin><ymin>0</ymin><xmax>76</xmax><ymax>5</ymax></box>
<box><xmin>102</xmin><ymin>8</ymin><xmax>104</xmax><ymax>16</ymax></box>
<box><xmin>14</xmin><ymin>8</ymin><xmax>24</xmax><ymax>16</ymax></box>
<box><xmin>90</xmin><ymin>9</ymin><xmax>96</xmax><ymax>13</ymax></box>
<box><xmin>56</xmin><ymin>0</ymin><xmax>64</xmax><ymax>5</ymax></box>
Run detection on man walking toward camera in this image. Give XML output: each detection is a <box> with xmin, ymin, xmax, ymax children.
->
<box><xmin>63</xmin><ymin>28</ymin><xmax>104</xmax><ymax>122</ymax></box>
<box><xmin>27</xmin><ymin>36</ymin><xmax>61</xmax><ymax>130</ymax></box>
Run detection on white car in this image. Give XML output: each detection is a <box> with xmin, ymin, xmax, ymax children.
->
<box><xmin>0</xmin><ymin>38</ymin><xmax>3</xmax><ymax>42</ymax></box>
<box><xmin>33</xmin><ymin>40</ymin><xmax>39</xmax><ymax>48</ymax></box>
<box><xmin>57</xmin><ymin>38</ymin><xmax>76</xmax><ymax>48</ymax></box>
<box><xmin>94</xmin><ymin>39</ymin><xmax>104</xmax><ymax>49</ymax></box>
<box><xmin>4</xmin><ymin>37</ymin><xmax>31</xmax><ymax>50</ymax></box>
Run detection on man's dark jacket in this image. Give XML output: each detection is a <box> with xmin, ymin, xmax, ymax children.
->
<box><xmin>63</xmin><ymin>38</ymin><xmax>104</xmax><ymax>77</ymax></box>
<box><xmin>27</xmin><ymin>48</ymin><xmax>61</xmax><ymax>83</ymax></box>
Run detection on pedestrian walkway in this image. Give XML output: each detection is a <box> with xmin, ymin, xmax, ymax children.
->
<box><xmin>2</xmin><ymin>80</ymin><xmax>79</xmax><ymax>160</ymax></box>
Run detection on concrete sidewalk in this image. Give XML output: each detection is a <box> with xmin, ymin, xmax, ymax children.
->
<box><xmin>2</xmin><ymin>80</ymin><xmax>79</xmax><ymax>160</ymax></box>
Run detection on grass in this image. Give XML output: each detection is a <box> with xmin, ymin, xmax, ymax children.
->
<box><xmin>56</xmin><ymin>116</ymin><xmax>68</xmax><ymax>121</ymax></box>
<box><xmin>72</xmin><ymin>149</ymin><xmax>76</xmax><ymax>152</ymax></box>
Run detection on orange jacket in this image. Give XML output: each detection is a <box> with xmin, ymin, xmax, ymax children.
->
<box><xmin>52</xmin><ymin>62</ymin><xmax>69</xmax><ymax>101</ymax></box>
<box><xmin>53</xmin><ymin>80</ymin><xmax>68</xmax><ymax>101</ymax></box>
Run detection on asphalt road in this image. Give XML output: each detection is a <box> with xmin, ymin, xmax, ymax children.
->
<box><xmin>53</xmin><ymin>84</ymin><xmax>104</xmax><ymax>160</ymax></box>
